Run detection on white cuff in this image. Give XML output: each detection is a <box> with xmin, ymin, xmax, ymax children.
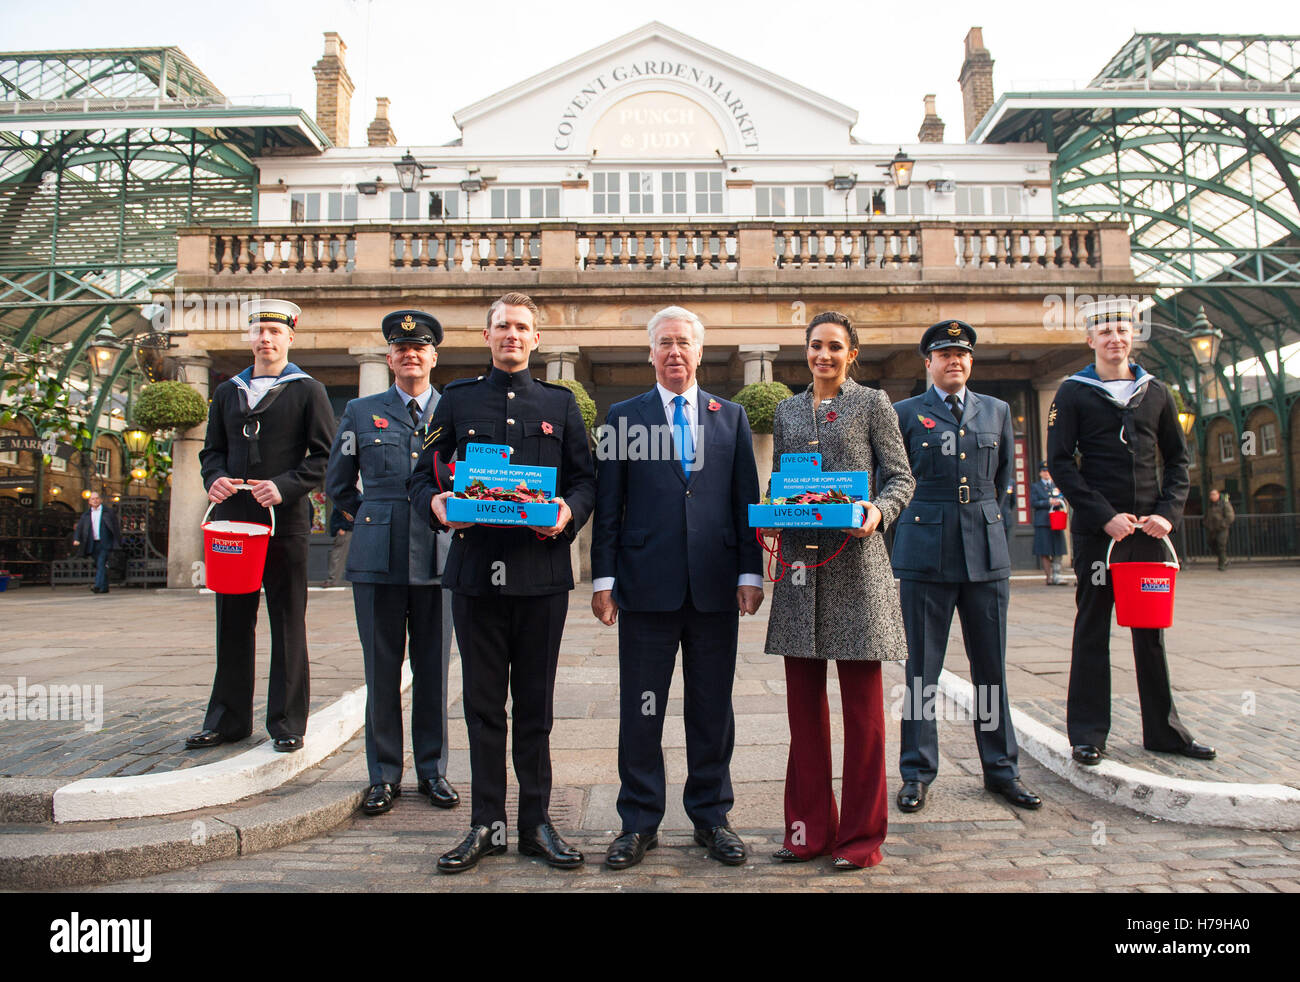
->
<box><xmin>592</xmin><ymin>577</ymin><xmax>615</xmax><ymax>593</ymax></box>
<box><xmin>738</xmin><ymin>574</ymin><xmax>763</xmax><ymax>588</ymax></box>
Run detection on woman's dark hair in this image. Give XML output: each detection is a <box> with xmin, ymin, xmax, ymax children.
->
<box><xmin>806</xmin><ymin>311</ymin><xmax>858</xmax><ymax>349</ymax></box>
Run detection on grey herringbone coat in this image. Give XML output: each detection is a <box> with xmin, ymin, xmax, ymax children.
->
<box><xmin>763</xmin><ymin>379</ymin><xmax>914</xmax><ymax>661</ymax></box>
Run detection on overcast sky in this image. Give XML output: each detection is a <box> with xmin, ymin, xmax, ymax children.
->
<box><xmin>4</xmin><ymin>0</ymin><xmax>1291</xmax><ymax>146</ymax></box>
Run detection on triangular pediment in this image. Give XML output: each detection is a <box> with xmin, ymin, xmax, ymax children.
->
<box><xmin>452</xmin><ymin>22</ymin><xmax>859</xmax><ymax>156</ymax></box>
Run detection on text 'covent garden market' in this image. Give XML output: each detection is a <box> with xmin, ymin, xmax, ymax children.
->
<box><xmin>2</xmin><ymin>24</ymin><xmax>1298</xmax><ymax>586</ymax></box>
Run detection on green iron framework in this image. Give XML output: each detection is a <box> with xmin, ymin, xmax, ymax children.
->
<box><xmin>974</xmin><ymin>33</ymin><xmax>1300</xmax><ymax>509</ymax></box>
<box><xmin>0</xmin><ymin>46</ymin><xmax>328</xmax><ymax>454</ymax></box>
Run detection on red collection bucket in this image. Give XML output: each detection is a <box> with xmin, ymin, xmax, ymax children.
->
<box><xmin>1049</xmin><ymin>508</ymin><xmax>1068</xmax><ymax>531</ymax></box>
<box><xmin>202</xmin><ymin>484</ymin><xmax>275</xmax><ymax>594</ymax></box>
<box><xmin>1107</xmin><ymin>535</ymin><xmax>1179</xmax><ymax>629</ymax></box>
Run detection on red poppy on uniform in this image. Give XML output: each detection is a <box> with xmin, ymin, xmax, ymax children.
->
<box><xmin>372</xmin><ymin>415</ymin><xmax>389</xmax><ymax>429</ymax></box>
<box><xmin>541</xmin><ymin>421</ymin><xmax>553</xmax><ymax>435</ymax></box>
<box><xmin>918</xmin><ymin>415</ymin><xmax>936</xmax><ymax>429</ymax></box>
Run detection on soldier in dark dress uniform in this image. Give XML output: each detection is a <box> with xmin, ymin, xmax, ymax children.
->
<box><xmin>187</xmin><ymin>299</ymin><xmax>336</xmax><ymax>753</ymax></box>
<box><xmin>409</xmin><ymin>292</ymin><xmax>596</xmax><ymax>874</ymax></box>
<box><xmin>1046</xmin><ymin>299</ymin><xmax>1215</xmax><ymax>767</ymax></box>
<box><xmin>326</xmin><ymin>310</ymin><xmax>459</xmax><ymax>815</ymax></box>
<box><xmin>891</xmin><ymin>320</ymin><xmax>1042</xmax><ymax>813</ymax></box>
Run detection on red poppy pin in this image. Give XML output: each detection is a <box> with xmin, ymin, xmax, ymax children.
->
<box><xmin>541</xmin><ymin>421</ymin><xmax>553</xmax><ymax>435</ymax></box>
<box><xmin>825</xmin><ymin>410</ymin><xmax>838</xmax><ymax>423</ymax></box>
<box><xmin>707</xmin><ymin>399</ymin><xmax>721</xmax><ymax>412</ymax></box>
<box><xmin>918</xmin><ymin>414</ymin><xmax>936</xmax><ymax>429</ymax></box>
<box><xmin>371</xmin><ymin>415</ymin><xmax>389</xmax><ymax>429</ymax></box>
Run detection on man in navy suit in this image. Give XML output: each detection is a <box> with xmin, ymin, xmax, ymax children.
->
<box><xmin>591</xmin><ymin>305</ymin><xmax>764</xmax><ymax>870</ymax></box>
<box><xmin>891</xmin><ymin>320</ymin><xmax>1041</xmax><ymax>814</ymax></box>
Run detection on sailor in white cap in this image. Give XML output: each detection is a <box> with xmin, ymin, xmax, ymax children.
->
<box><xmin>187</xmin><ymin>298</ymin><xmax>336</xmax><ymax>753</ymax></box>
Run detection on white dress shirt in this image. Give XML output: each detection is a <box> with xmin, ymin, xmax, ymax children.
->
<box><xmin>594</xmin><ymin>382</ymin><xmax>763</xmax><ymax>594</ymax></box>
<box><xmin>90</xmin><ymin>505</ymin><xmax>102</xmax><ymax>541</ymax></box>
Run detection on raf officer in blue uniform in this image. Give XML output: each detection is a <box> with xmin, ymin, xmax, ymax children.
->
<box><xmin>891</xmin><ymin>320</ymin><xmax>1041</xmax><ymax>813</ymax></box>
<box><xmin>409</xmin><ymin>291</ymin><xmax>596</xmax><ymax>874</ymax></box>
<box><xmin>326</xmin><ymin>310</ymin><xmax>459</xmax><ymax>815</ymax></box>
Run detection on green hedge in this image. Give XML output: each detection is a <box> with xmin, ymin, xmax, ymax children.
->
<box><xmin>133</xmin><ymin>381</ymin><xmax>209</xmax><ymax>433</ymax></box>
<box><xmin>549</xmin><ymin>378</ymin><xmax>597</xmax><ymax>430</ymax></box>
<box><xmin>731</xmin><ymin>381</ymin><xmax>794</xmax><ymax>434</ymax></box>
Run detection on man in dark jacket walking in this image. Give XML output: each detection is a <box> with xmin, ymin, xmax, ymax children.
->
<box><xmin>1047</xmin><ymin>299</ymin><xmax>1215</xmax><ymax>767</ymax></box>
<box><xmin>1203</xmin><ymin>488</ymin><xmax>1235</xmax><ymax>571</ymax></box>
<box><xmin>72</xmin><ymin>490</ymin><xmax>121</xmax><ymax>593</ymax></box>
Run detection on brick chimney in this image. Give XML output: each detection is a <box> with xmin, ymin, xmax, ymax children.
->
<box><xmin>313</xmin><ymin>32</ymin><xmax>354</xmax><ymax>146</ymax></box>
<box><xmin>958</xmin><ymin>27</ymin><xmax>995</xmax><ymax>140</ymax></box>
<box><xmin>366</xmin><ymin>97</ymin><xmax>397</xmax><ymax>147</ymax></box>
<box><xmin>917</xmin><ymin>94</ymin><xmax>945</xmax><ymax>143</ymax></box>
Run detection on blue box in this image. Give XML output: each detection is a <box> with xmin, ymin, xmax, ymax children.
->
<box><xmin>445</xmin><ymin>443</ymin><xmax>560</xmax><ymax>527</ymax></box>
<box><xmin>748</xmin><ymin>453</ymin><xmax>871</xmax><ymax>530</ymax></box>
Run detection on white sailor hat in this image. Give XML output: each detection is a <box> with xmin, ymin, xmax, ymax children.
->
<box><xmin>1080</xmin><ymin>298</ymin><xmax>1137</xmax><ymax>327</ymax></box>
<box><xmin>240</xmin><ymin>299</ymin><xmax>301</xmax><ymax>330</ymax></box>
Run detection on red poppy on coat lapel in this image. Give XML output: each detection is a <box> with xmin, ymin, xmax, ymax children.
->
<box><xmin>918</xmin><ymin>415</ymin><xmax>936</xmax><ymax>429</ymax></box>
<box><xmin>825</xmin><ymin>410</ymin><xmax>838</xmax><ymax>422</ymax></box>
<box><xmin>541</xmin><ymin>421</ymin><xmax>553</xmax><ymax>435</ymax></box>
<box><xmin>372</xmin><ymin>415</ymin><xmax>389</xmax><ymax>429</ymax></box>
<box><xmin>707</xmin><ymin>399</ymin><xmax>721</xmax><ymax>412</ymax></box>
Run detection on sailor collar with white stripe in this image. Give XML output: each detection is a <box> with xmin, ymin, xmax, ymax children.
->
<box><xmin>231</xmin><ymin>362</ymin><xmax>313</xmax><ymax>394</ymax></box>
<box><xmin>1067</xmin><ymin>363</ymin><xmax>1154</xmax><ymax>407</ymax></box>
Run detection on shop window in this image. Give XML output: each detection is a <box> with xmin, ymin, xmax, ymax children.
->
<box><xmin>627</xmin><ymin>172</ymin><xmax>654</xmax><ymax>214</ymax></box>
<box><xmin>756</xmin><ymin>187</ymin><xmax>786</xmax><ymax>217</ymax></box>
<box><xmin>661</xmin><ymin>172</ymin><xmax>687</xmax><ymax>214</ymax></box>
<box><xmin>593</xmin><ymin>172</ymin><xmax>620</xmax><ymax>215</ymax></box>
<box><xmin>428</xmin><ymin>189</ymin><xmax>460</xmax><ymax>219</ymax></box>
<box><xmin>327</xmin><ymin>192</ymin><xmax>358</xmax><ymax>222</ymax></box>
<box><xmin>793</xmin><ymin>186</ymin><xmax>825</xmax><ymax>216</ymax></box>
<box><xmin>528</xmin><ymin>188</ymin><xmax>560</xmax><ymax>218</ymax></box>
<box><xmin>291</xmin><ymin>192</ymin><xmax>320</xmax><ymax>222</ymax></box>
<box><xmin>694</xmin><ymin>171</ymin><xmax>723</xmax><ymax>214</ymax></box>
<box><xmin>389</xmin><ymin>191</ymin><xmax>420</xmax><ymax>220</ymax></box>
<box><xmin>490</xmin><ymin>188</ymin><xmax>522</xmax><ymax>219</ymax></box>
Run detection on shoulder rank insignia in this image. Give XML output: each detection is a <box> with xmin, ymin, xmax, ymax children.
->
<box><xmin>1047</xmin><ymin>403</ymin><xmax>1058</xmax><ymax>428</ymax></box>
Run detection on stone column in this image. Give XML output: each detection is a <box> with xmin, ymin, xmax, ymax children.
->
<box><xmin>541</xmin><ymin>346</ymin><xmax>580</xmax><ymax>381</ymax></box>
<box><xmin>166</xmin><ymin>355</ymin><xmax>211</xmax><ymax>589</ymax></box>
<box><xmin>738</xmin><ymin>344</ymin><xmax>780</xmax><ymax>385</ymax></box>
<box><xmin>351</xmin><ymin>347</ymin><xmax>390</xmax><ymax>396</ymax></box>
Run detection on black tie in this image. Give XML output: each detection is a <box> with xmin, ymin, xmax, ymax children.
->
<box><xmin>946</xmin><ymin>393</ymin><xmax>963</xmax><ymax>423</ymax></box>
<box><xmin>408</xmin><ymin>398</ymin><xmax>421</xmax><ymax>428</ymax></box>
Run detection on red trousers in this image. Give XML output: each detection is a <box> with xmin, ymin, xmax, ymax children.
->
<box><xmin>782</xmin><ymin>657</ymin><xmax>887</xmax><ymax>867</ymax></box>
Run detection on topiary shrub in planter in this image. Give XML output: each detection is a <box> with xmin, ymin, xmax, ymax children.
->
<box><xmin>549</xmin><ymin>378</ymin><xmax>597</xmax><ymax>430</ymax></box>
<box><xmin>731</xmin><ymin>381</ymin><xmax>794</xmax><ymax>434</ymax></box>
<box><xmin>133</xmin><ymin>380</ymin><xmax>209</xmax><ymax>434</ymax></box>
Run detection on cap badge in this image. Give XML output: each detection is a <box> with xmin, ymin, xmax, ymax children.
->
<box><xmin>947</xmin><ymin>324</ymin><xmax>962</xmax><ymax>336</ymax></box>
<box><xmin>401</xmin><ymin>315</ymin><xmax>416</xmax><ymax>332</ymax></box>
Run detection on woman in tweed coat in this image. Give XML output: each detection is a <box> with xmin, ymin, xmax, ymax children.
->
<box><xmin>762</xmin><ymin>311</ymin><xmax>914</xmax><ymax>869</ymax></box>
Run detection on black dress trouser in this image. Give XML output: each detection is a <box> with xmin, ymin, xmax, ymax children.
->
<box><xmin>1067</xmin><ymin>531</ymin><xmax>1193</xmax><ymax>750</ymax></box>
<box><xmin>204</xmin><ymin>532</ymin><xmax>311</xmax><ymax>740</ymax></box>
<box><xmin>452</xmin><ymin>591</ymin><xmax>568</xmax><ymax>830</ymax></box>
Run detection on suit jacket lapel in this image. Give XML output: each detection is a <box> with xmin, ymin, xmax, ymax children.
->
<box><xmin>637</xmin><ymin>388</ymin><xmax>687</xmax><ymax>486</ymax></box>
<box><xmin>923</xmin><ymin>387</ymin><xmax>957</xmax><ymax>426</ymax></box>
<box><xmin>687</xmin><ymin>389</ymin><xmax>713</xmax><ymax>488</ymax></box>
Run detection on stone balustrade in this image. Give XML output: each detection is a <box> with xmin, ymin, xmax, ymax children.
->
<box><xmin>183</xmin><ymin>219</ymin><xmax>1130</xmax><ymax>280</ymax></box>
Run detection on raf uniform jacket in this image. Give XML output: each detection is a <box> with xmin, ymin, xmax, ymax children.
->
<box><xmin>891</xmin><ymin>386</ymin><xmax>1016</xmax><ymax>583</ymax></box>
<box><xmin>1046</xmin><ymin>364</ymin><xmax>1189</xmax><ymax>536</ymax></box>
<box><xmin>590</xmin><ymin>386</ymin><xmax>762</xmax><ymax>614</ymax></box>
<box><xmin>199</xmin><ymin>363</ymin><xmax>336</xmax><ymax>536</ymax></box>
<box><xmin>325</xmin><ymin>385</ymin><xmax>450</xmax><ymax>585</ymax></box>
<box><xmin>408</xmin><ymin>366</ymin><xmax>596</xmax><ymax>597</ymax></box>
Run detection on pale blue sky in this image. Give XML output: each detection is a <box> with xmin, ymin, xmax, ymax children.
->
<box><xmin>3</xmin><ymin>0</ymin><xmax>1290</xmax><ymax>146</ymax></box>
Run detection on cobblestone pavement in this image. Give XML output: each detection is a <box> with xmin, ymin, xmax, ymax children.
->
<box><xmin>0</xmin><ymin>586</ymin><xmax>366</xmax><ymax>777</ymax></box>
<box><xmin>29</xmin><ymin>563</ymin><xmax>1293</xmax><ymax>892</ymax></box>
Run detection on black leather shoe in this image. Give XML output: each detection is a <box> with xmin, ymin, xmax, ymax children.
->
<box><xmin>984</xmin><ymin>777</ymin><xmax>1043</xmax><ymax>810</ymax></box>
<box><xmin>694</xmin><ymin>825</ymin><xmax>747</xmax><ymax>866</ymax></box>
<box><xmin>896</xmin><ymin>781</ymin><xmax>927</xmax><ymax>812</ymax></box>
<box><xmin>437</xmin><ymin>825</ymin><xmax>506</xmax><ymax>874</ymax></box>
<box><xmin>185</xmin><ymin>729</ymin><xmax>225</xmax><ymax>749</ymax></box>
<box><xmin>1072</xmin><ymin>744</ymin><xmax>1103</xmax><ymax>766</ymax></box>
<box><xmin>605</xmin><ymin>831</ymin><xmax>657</xmax><ymax>870</ymax></box>
<box><xmin>273</xmin><ymin>735</ymin><xmax>303</xmax><ymax>753</ymax></box>
<box><xmin>831</xmin><ymin>856</ymin><xmax>865</xmax><ymax>870</ymax></box>
<box><xmin>1159</xmin><ymin>740</ymin><xmax>1217</xmax><ymax>760</ymax></box>
<box><xmin>518</xmin><ymin>822</ymin><xmax>584</xmax><ymax>869</ymax></box>
<box><xmin>361</xmin><ymin>782</ymin><xmax>400</xmax><ymax>815</ymax></box>
<box><xmin>417</xmin><ymin>777</ymin><xmax>460</xmax><ymax>809</ymax></box>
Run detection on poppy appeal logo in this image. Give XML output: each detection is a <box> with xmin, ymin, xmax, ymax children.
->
<box><xmin>1139</xmin><ymin>577</ymin><xmax>1171</xmax><ymax>593</ymax></box>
